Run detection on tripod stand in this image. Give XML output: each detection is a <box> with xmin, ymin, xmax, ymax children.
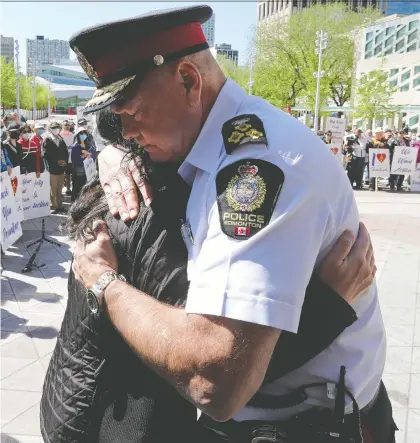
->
<box><xmin>22</xmin><ymin>218</ymin><xmax>61</xmax><ymax>273</ymax></box>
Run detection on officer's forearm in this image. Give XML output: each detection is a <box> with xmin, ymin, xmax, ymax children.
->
<box><xmin>103</xmin><ymin>279</ymin><xmax>276</xmax><ymax>421</ymax></box>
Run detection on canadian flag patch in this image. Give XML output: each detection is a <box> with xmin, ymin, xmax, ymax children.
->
<box><xmin>234</xmin><ymin>226</ymin><xmax>250</xmax><ymax>237</ymax></box>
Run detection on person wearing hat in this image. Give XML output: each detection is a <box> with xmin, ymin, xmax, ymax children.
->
<box><xmin>2</xmin><ymin>123</ymin><xmax>23</xmax><ymax>170</ymax></box>
<box><xmin>69</xmin><ymin>5</ymin><xmax>394</xmax><ymax>443</ymax></box>
<box><xmin>43</xmin><ymin>122</ymin><xmax>68</xmax><ymax>213</ymax></box>
<box><xmin>20</xmin><ymin>122</ymin><xmax>45</xmax><ymax>177</ymax></box>
<box><xmin>70</xmin><ymin>125</ymin><xmax>96</xmax><ymax>200</ymax></box>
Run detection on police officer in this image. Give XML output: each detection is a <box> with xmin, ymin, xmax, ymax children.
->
<box><xmin>71</xmin><ymin>6</ymin><xmax>395</xmax><ymax>442</ymax></box>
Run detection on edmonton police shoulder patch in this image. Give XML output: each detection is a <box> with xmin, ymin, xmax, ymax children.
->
<box><xmin>216</xmin><ymin>159</ymin><xmax>284</xmax><ymax>240</ymax></box>
<box><xmin>222</xmin><ymin>114</ymin><xmax>267</xmax><ymax>155</ymax></box>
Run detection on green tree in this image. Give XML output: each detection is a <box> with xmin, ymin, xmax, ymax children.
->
<box><xmin>253</xmin><ymin>4</ymin><xmax>382</xmax><ymax>111</ymax></box>
<box><xmin>352</xmin><ymin>69</ymin><xmax>398</xmax><ymax>128</ymax></box>
<box><xmin>216</xmin><ymin>54</ymin><xmax>249</xmax><ymax>91</ymax></box>
<box><xmin>0</xmin><ymin>56</ymin><xmax>17</xmax><ymax>111</ymax></box>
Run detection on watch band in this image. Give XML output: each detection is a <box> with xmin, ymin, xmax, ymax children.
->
<box><xmin>86</xmin><ymin>271</ymin><xmax>126</xmax><ymax>315</ymax></box>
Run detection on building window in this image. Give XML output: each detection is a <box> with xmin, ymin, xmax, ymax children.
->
<box><xmin>365</xmin><ymin>51</ymin><xmax>373</xmax><ymax>59</ymax></box>
<box><xmin>374</xmin><ymin>44</ymin><xmax>383</xmax><ymax>56</ymax></box>
<box><xmin>408</xmin><ymin>29</ymin><xmax>418</xmax><ymax>44</ymax></box>
<box><xmin>400</xmin><ymin>84</ymin><xmax>409</xmax><ymax>92</ymax></box>
<box><xmin>407</xmin><ymin>43</ymin><xmax>417</xmax><ymax>52</ymax></box>
<box><xmin>396</xmin><ymin>26</ymin><xmax>407</xmax><ymax>40</ymax></box>
<box><xmin>385</xmin><ymin>26</ymin><xmax>395</xmax><ymax>36</ymax></box>
<box><xmin>366</xmin><ymin>31</ymin><xmax>373</xmax><ymax>41</ymax></box>
<box><xmin>409</xmin><ymin>114</ymin><xmax>419</xmax><ymax>125</ymax></box>
<box><xmin>389</xmin><ymin>79</ymin><xmax>398</xmax><ymax>88</ymax></box>
<box><xmin>384</xmin><ymin>47</ymin><xmax>394</xmax><ymax>56</ymax></box>
<box><xmin>375</xmin><ymin>32</ymin><xmax>384</xmax><ymax>44</ymax></box>
<box><xmin>415</xmin><ymin>66</ymin><xmax>420</xmax><ymax>75</ymax></box>
<box><xmin>413</xmin><ymin>78</ymin><xmax>420</xmax><ymax>88</ymax></box>
<box><xmin>385</xmin><ymin>35</ymin><xmax>394</xmax><ymax>48</ymax></box>
<box><xmin>396</xmin><ymin>40</ymin><xmax>405</xmax><ymax>52</ymax></box>
<box><xmin>409</xmin><ymin>20</ymin><xmax>419</xmax><ymax>31</ymax></box>
<box><xmin>390</xmin><ymin>68</ymin><xmax>399</xmax><ymax>77</ymax></box>
<box><xmin>401</xmin><ymin>71</ymin><xmax>410</xmax><ymax>82</ymax></box>
<box><xmin>365</xmin><ymin>41</ymin><xmax>373</xmax><ymax>52</ymax></box>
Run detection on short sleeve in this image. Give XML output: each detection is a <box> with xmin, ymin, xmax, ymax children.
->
<box><xmin>184</xmin><ymin>162</ymin><xmax>332</xmax><ymax>334</ymax></box>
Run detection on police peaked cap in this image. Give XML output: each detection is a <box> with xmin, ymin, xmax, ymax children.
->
<box><xmin>69</xmin><ymin>5</ymin><xmax>213</xmax><ymax>114</ymax></box>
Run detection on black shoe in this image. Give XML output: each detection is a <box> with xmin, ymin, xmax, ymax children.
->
<box><xmin>66</xmin><ymin>190</ymin><xmax>72</xmax><ymax>196</ymax></box>
<box><xmin>58</xmin><ymin>207</ymin><xmax>68</xmax><ymax>214</ymax></box>
<box><xmin>390</xmin><ymin>187</ymin><xmax>396</xmax><ymax>191</ymax></box>
<box><xmin>397</xmin><ymin>187</ymin><xmax>404</xmax><ymax>192</ymax></box>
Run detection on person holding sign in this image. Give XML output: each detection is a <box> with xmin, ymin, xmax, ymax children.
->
<box><xmin>43</xmin><ymin>122</ymin><xmax>69</xmax><ymax>214</ymax></box>
<box><xmin>70</xmin><ymin>126</ymin><xmax>96</xmax><ymax>201</ymax></box>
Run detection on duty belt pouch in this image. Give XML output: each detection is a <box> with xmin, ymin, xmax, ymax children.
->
<box><xmin>361</xmin><ymin>381</ymin><xmax>398</xmax><ymax>443</ymax></box>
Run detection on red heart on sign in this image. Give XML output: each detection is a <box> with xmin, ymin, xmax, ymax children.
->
<box><xmin>377</xmin><ymin>153</ymin><xmax>386</xmax><ymax>163</ymax></box>
<box><xmin>11</xmin><ymin>176</ymin><xmax>18</xmax><ymax>196</ymax></box>
<box><xmin>330</xmin><ymin>148</ymin><xmax>339</xmax><ymax>155</ymax></box>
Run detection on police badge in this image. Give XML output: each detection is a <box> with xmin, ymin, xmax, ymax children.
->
<box><xmin>216</xmin><ymin>159</ymin><xmax>284</xmax><ymax>240</ymax></box>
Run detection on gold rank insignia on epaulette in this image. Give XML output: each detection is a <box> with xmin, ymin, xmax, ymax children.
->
<box><xmin>222</xmin><ymin>114</ymin><xmax>267</xmax><ymax>155</ymax></box>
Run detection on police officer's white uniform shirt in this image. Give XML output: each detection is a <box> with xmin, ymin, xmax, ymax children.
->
<box><xmin>178</xmin><ymin>79</ymin><xmax>386</xmax><ymax>421</ymax></box>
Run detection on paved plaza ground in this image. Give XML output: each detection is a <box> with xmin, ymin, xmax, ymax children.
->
<box><xmin>1</xmin><ymin>190</ymin><xmax>420</xmax><ymax>443</ymax></box>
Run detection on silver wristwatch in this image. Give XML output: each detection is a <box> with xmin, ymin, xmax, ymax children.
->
<box><xmin>86</xmin><ymin>271</ymin><xmax>127</xmax><ymax>314</ymax></box>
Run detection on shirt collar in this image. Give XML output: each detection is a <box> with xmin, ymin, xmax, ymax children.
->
<box><xmin>178</xmin><ymin>79</ymin><xmax>246</xmax><ymax>182</ymax></box>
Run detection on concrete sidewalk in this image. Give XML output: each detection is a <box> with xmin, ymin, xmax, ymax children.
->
<box><xmin>1</xmin><ymin>190</ymin><xmax>419</xmax><ymax>443</ymax></box>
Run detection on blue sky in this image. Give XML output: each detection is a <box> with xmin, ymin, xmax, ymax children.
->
<box><xmin>0</xmin><ymin>1</ymin><xmax>257</xmax><ymax>73</ymax></box>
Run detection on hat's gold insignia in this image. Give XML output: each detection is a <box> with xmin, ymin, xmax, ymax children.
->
<box><xmin>226</xmin><ymin>162</ymin><xmax>266</xmax><ymax>212</ymax></box>
<box><xmin>73</xmin><ymin>46</ymin><xmax>100</xmax><ymax>85</ymax></box>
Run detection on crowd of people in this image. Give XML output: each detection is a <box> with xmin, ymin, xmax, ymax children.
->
<box><xmin>1</xmin><ymin>114</ymin><xmax>97</xmax><ymax>214</ymax></box>
<box><xmin>319</xmin><ymin>124</ymin><xmax>420</xmax><ymax>192</ymax></box>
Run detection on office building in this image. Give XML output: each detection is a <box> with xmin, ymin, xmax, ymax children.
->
<box><xmin>215</xmin><ymin>43</ymin><xmax>239</xmax><ymax>65</ymax></box>
<box><xmin>354</xmin><ymin>13</ymin><xmax>420</xmax><ymax>131</ymax></box>
<box><xmin>257</xmin><ymin>0</ymin><xmax>387</xmax><ymax>24</ymax></box>
<box><xmin>26</xmin><ymin>35</ymin><xmax>70</xmax><ymax>76</ymax></box>
<box><xmin>38</xmin><ymin>59</ymin><xmax>95</xmax><ymax>87</ymax></box>
<box><xmin>202</xmin><ymin>13</ymin><xmax>215</xmax><ymax>47</ymax></box>
<box><xmin>1</xmin><ymin>35</ymin><xmax>14</xmax><ymax>63</ymax></box>
<box><xmin>386</xmin><ymin>0</ymin><xmax>420</xmax><ymax>16</ymax></box>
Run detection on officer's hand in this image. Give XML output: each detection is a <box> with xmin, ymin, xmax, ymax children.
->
<box><xmin>318</xmin><ymin>222</ymin><xmax>376</xmax><ymax>304</ymax></box>
<box><xmin>98</xmin><ymin>144</ymin><xmax>153</xmax><ymax>222</ymax></box>
<box><xmin>72</xmin><ymin>220</ymin><xmax>117</xmax><ymax>289</ymax></box>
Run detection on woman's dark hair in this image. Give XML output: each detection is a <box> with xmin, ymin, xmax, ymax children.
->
<box><xmin>75</xmin><ymin>130</ymin><xmax>88</xmax><ymax>145</ymax></box>
<box><xmin>63</xmin><ymin>107</ymin><xmax>176</xmax><ymax>241</ymax></box>
<box><xmin>20</xmin><ymin>124</ymin><xmax>33</xmax><ymax>134</ymax></box>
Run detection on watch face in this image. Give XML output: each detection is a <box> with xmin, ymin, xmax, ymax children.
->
<box><xmin>86</xmin><ymin>290</ymin><xmax>99</xmax><ymax>314</ymax></box>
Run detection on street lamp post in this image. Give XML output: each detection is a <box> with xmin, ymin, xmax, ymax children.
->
<box><xmin>15</xmin><ymin>40</ymin><xmax>21</xmax><ymax>117</ymax></box>
<box><xmin>313</xmin><ymin>30</ymin><xmax>328</xmax><ymax>133</ymax></box>
<box><xmin>32</xmin><ymin>60</ymin><xmax>37</xmax><ymax>121</ymax></box>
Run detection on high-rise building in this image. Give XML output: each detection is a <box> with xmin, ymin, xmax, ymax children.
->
<box><xmin>257</xmin><ymin>0</ymin><xmax>387</xmax><ymax>24</ymax></box>
<box><xmin>354</xmin><ymin>13</ymin><xmax>420</xmax><ymax>131</ymax></box>
<box><xmin>202</xmin><ymin>13</ymin><xmax>215</xmax><ymax>47</ymax></box>
<box><xmin>215</xmin><ymin>43</ymin><xmax>239</xmax><ymax>65</ymax></box>
<box><xmin>386</xmin><ymin>0</ymin><xmax>420</xmax><ymax>15</ymax></box>
<box><xmin>1</xmin><ymin>35</ymin><xmax>14</xmax><ymax>63</ymax></box>
<box><xmin>26</xmin><ymin>35</ymin><xmax>70</xmax><ymax>76</ymax></box>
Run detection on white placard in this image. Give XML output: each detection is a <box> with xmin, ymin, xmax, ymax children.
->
<box><xmin>411</xmin><ymin>165</ymin><xmax>420</xmax><ymax>192</ymax></box>
<box><xmin>83</xmin><ymin>157</ymin><xmax>97</xmax><ymax>182</ymax></box>
<box><xmin>10</xmin><ymin>166</ymin><xmax>23</xmax><ymax>222</ymax></box>
<box><xmin>1</xmin><ymin>171</ymin><xmax>23</xmax><ymax>250</ymax></box>
<box><xmin>22</xmin><ymin>172</ymin><xmax>51</xmax><ymax>220</ymax></box>
<box><xmin>369</xmin><ymin>149</ymin><xmax>390</xmax><ymax>178</ymax></box>
<box><xmin>329</xmin><ymin>143</ymin><xmax>343</xmax><ymax>163</ymax></box>
<box><xmin>326</xmin><ymin>117</ymin><xmax>346</xmax><ymax>144</ymax></box>
<box><xmin>390</xmin><ymin>147</ymin><xmax>418</xmax><ymax>176</ymax></box>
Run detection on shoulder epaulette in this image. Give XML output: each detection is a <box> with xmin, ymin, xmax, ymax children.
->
<box><xmin>222</xmin><ymin>114</ymin><xmax>267</xmax><ymax>155</ymax></box>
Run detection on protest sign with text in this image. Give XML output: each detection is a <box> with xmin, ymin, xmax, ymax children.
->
<box><xmin>10</xmin><ymin>166</ymin><xmax>23</xmax><ymax>222</ymax></box>
<box><xmin>411</xmin><ymin>165</ymin><xmax>420</xmax><ymax>192</ymax></box>
<box><xmin>22</xmin><ymin>172</ymin><xmax>51</xmax><ymax>220</ymax></box>
<box><xmin>326</xmin><ymin>117</ymin><xmax>346</xmax><ymax>144</ymax></box>
<box><xmin>83</xmin><ymin>157</ymin><xmax>97</xmax><ymax>182</ymax></box>
<box><xmin>390</xmin><ymin>147</ymin><xmax>418</xmax><ymax>176</ymax></box>
<box><xmin>1</xmin><ymin>171</ymin><xmax>23</xmax><ymax>250</ymax></box>
<box><xmin>369</xmin><ymin>149</ymin><xmax>390</xmax><ymax>178</ymax></box>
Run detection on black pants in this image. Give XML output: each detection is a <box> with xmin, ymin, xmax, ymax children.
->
<box><xmin>389</xmin><ymin>174</ymin><xmax>404</xmax><ymax>190</ymax></box>
<box><xmin>72</xmin><ymin>174</ymin><xmax>87</xmax><ymax>202</ymax></box>
<box><xmin>347</xmin><ymin>157</ymin><xmax>364</xmax><ymax>188</ymax></box>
